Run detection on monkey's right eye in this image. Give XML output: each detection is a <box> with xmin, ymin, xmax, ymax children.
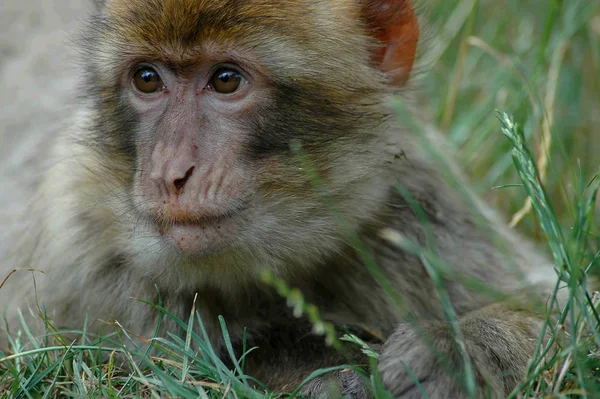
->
<box><xmin>133</xmin><ymin>68</ymin><xmax>164</xmax><ymax>94</ymax></box>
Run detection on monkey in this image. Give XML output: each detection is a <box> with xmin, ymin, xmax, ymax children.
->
<box><xmin>0</xmin><ymin>0</ymin><xmax>561</xmax><ymax>397</ymax></box>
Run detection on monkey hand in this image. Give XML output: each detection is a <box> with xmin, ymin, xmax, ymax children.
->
<box><xmin>378</xmin><ymin>307</ymin><xmax>542</xmax><ymax>398</ymax></box>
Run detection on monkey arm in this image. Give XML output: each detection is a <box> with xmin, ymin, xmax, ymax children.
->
<box><xmin>379</xmin><ymin>302</ymin><xmax>547</xmax><ymax>398</ymax></box>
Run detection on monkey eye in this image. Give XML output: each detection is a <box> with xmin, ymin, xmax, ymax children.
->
<box><xmin>133</xmin><ymin>67</ymin><xmax>164</xmax><ymax>94</ymax></box>
<box><xmin>210</xmin><ymin>68</ymin><xmax>243</xmax><ymax>94</ymax></box>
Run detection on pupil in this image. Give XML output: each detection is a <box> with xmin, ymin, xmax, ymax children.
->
<box><xmin>220</xmin><ymin>72</ymin><xmax>233</xmax><ymax>82</ymax></box>
<box><xmin>142</xmin><ymin>71</ymin><xmax>156</xmax><ymax>82</ymax></box>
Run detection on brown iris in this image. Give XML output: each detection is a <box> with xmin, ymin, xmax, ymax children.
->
<box><xmin>133</xmin><ymin>68</ymin><xmax>163</xmax><ymax>93</ymax></box>
<box><xmin>211</xmin><ymin>68</ymin><xmax>242</xmax><ymax>94</ymax></box>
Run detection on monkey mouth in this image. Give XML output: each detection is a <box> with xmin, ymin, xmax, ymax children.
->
<box><xmin>155</xmin><ymin>214</ymin><xmax>231</xmax><ymax>232</ymax></box>
<box><xmin>150</xmin><ymin>212</ymin><xmax>241</xmax><ymax>256</ymax></box>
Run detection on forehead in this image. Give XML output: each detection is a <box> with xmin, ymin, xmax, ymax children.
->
<box><xmin>99</xmin><ymin>0</ymin><xmax>371</xmax><ymax>87</ymax></box>
<box><xmin>107</xmin><ymin>0</ymin><xmax>353</xmax><ymax>48</ymax></box>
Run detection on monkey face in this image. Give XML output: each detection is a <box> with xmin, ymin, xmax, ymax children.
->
<box><xmin>80</xmin><ymin>0</ymin><xmax>409</xmax><ymax>284</ymax></box>
<box><xmin>124</xmin><ymin>60</ymin><xmax>269</xmax><ymax>256</ymax></box>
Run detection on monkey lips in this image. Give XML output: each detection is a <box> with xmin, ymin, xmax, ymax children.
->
<box><xmin>155</xmin><ymin>214</ymin><xmax>239</xmax><ymax>255</ymax></box>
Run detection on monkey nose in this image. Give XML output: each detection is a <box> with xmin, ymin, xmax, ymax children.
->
<box><xmin>166</xmin><ymin>164</ymin><xmax>195</xmax><ymax>195</ymax></box>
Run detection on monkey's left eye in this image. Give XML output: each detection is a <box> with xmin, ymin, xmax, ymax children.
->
<box><xmin>133</xmin><ymin>68</ymin><xmax>164</xmax><ymax>94</ymax></box>
<box><xmin>210</xmin><ymin>68</ymin><xmax>244</xmax><ymax>94</ymax></box>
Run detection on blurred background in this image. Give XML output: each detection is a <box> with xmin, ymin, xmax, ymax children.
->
<box><xmin>421</xmin><ymin>0</ymin><xmax>599</xmax><ymax>246</ymax></box>
<box><xmin>0</xmin><ymin>0</ymin><xmax>90</xmax><ymax>217</ymax></box>
<box><xmin>0</xmin><ymin>0</ymin><xmax>598</xmax><ymax>242</ymax></box>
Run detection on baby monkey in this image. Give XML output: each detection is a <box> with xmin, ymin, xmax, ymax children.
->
<box><xmin>0</xmin><ymin>0</ymin><xmax>556</xmax><ymax>398</ymax></box>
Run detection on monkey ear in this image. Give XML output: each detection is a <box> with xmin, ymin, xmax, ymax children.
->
<box><xmin>359</xmin><ymin>0</ymin><xmax>419</xmax><ymax>86</ymax></box>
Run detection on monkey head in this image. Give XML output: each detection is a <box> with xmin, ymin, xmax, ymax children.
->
<box><xmin>80</xmin><ymin>0</ymin><xmax>419</xmax><ymax>287</ymax></box>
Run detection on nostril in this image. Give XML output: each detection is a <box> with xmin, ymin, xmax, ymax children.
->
<box><xmin>173</xmin><ymin>166</ymin><xmax>195</xmax><ymax>192</ymax></box>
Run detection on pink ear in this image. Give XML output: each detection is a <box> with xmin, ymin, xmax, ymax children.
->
<box><xmin>361</xmin><ymin>0</ymin><xmax>419</xmax><ymax>86</ymax></box>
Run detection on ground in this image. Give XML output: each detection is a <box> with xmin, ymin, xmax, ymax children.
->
<box><xmin>0</xmin><ymin>0</ymin><xmax>90</xmax><ymax>254</ymax></box>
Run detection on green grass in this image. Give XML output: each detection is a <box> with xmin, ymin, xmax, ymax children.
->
<box><xmin>1</xmin><ymin>0</ymin><xmax>600</xmax><ymax>397</ymax></box>
<box><xmin>422</xmin><ymin>0</ymin><xmax>600</xmax><ymax>239</ymax></box>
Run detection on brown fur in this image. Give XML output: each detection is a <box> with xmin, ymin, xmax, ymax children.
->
<box><xmin>1</xmin><ymin>1</ymin><xmax>557</xmax><ymax>398</ymax></box>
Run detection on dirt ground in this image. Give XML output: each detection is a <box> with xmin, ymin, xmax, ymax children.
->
<box><xmin>0</xmin><ymin>1</ymin><xmax>90</xmax><ymax>162</ymax></box>
<box><xmin>0</xmin><ymin>1</ymin><xmax>92</xmax><ymax>253</ymax></box>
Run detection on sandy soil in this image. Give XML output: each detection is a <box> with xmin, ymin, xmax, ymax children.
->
<box><xmin>0</xmin><ymin>1</ymin><xmax>91</xmax><ymax>253</ymax></box>
<box><xmin>0</xmin><ymin>1</ymin><xmax>90</xmax><ymax>162</ymax></box>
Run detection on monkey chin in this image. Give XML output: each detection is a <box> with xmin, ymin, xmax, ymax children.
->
<box><xmin>158</xmin><ymin>216</ymin><xmax>238</xmax><ymax>256</ymax></box>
